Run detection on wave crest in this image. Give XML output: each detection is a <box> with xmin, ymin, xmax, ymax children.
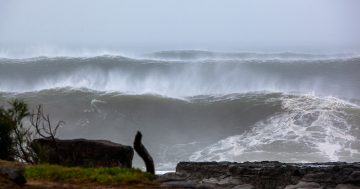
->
<box><xmin>1</xmin><ymin>54</ymin><xmax>360</xmax><ymax>98</ymax></box>
<box><xmin>190</xmin><ymin>95</ymin><xmax>360</xmax><ymax>163</ymax></box>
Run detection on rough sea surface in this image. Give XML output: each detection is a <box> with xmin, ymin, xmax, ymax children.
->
<box><xmin>1</xmin><ymin>50</ymin><xmax>360</xmax><ymax>171</ymax></box>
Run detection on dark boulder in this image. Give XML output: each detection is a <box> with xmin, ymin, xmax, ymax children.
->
<box><xmin>0</xmin><ymin>160</ymin><xmax>26</xmax><ymax>186</ymax></box>
<box><xmin>32</xmin><ymin>138</ymin><xmax>133</xmax><ymax>168</ymax></box>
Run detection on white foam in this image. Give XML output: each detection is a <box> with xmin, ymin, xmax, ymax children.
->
<box><xmin>190</xmin><ymin>95</ymin><xmax>360</xmax><ymax>162</ymax></box>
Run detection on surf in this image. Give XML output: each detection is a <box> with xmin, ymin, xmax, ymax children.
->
<box><xmin>1</xmin><ymin>50</ymin><xmax>360</xmax><ymax>171</ymax></box>
<box><xmin>1</xmin><ymin>51</ymin><xmax>360</xmax><ymax>99</ymax></box>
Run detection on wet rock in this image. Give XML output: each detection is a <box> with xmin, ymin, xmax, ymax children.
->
<box><xmin>157</xmin><ymin>172</ymin><xmax>187</xmax><ymax>183</ymax></box>
<box><xmin>177</xmin><ymin>161</ymin><xmax>232</xmax><ymax>179</ymax></box>
<box><xmin>232</xmin><ymin>184</ymin><xmax>255</xmax><ymax>189</ymax></box>
<box><xmin>302</xmin><ymin>172</ymin><xmax>332</xmax><ymax>183</ymax></box>
<box><xmin>200</xmin><ymin>176</ymin><xmax>243</xmax><ymax>188</ymax></box>
<box><xmin>201</xmin><ymin>177</ymin><xmax>218</xmax><ymax>185</ymax></box>
<box><xmin>348</xmin><ymin>171</ymin><xmax>360</xmax><ymax>183</ymax></box>
<box><xmin>0</xmin><ymin>160</ymin><xmax>26</xmax><ymax>185</ymax></box>
<box><xmin>284</xmin><ymin>181</ymin><xmax>321</xmax><ymax>189</ymax></box>
<box><xmin>335</xmin><ymin>184</ymin><xmax>360</xmax><ymax>189</ymax></box>
<box><xmin>197</xmin><ymin>183</ymin><xmax>219</xmax><ymax>189</ymax></box>
<box><xmin>160</xmin><ymin>180</ymin><xmax>196</xmax><ymax>188</ymax></box>
<box><xmin>0</xmin><ymin>175</ymin><xmax>21</xmax><ymax>189</ymax></box>
<box><xmin>175</xmin><ymin>161</ymin><xmax>360</xmax><ymax>189</ymax></box>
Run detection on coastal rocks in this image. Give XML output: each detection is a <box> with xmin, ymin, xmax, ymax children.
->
<box><xmin>158</xmin><ymin>172</ymin><xmax>196</xmax><ymax>188</ymax></box>
<box><xmin>161</xmin><ymin>180</ymin><xmax>197</xmax><ymax>188</ymax></box>
<box><xmin>335</xmin><ymin>184</ymin><xmax>360</xmax><ymax>189</ymax></box>
<box><xmin>32</xmin><ymin>138</ymin><xmax>134</xmax><ymax>168</ymax></box>
<box><xmin>158</xmin><ymin>161</ymin><xmax>360</xmax><ymax>189</ymax></box>
<box><xmin>0</xmin><ymin>160</ymin><xmax>26</xmax><ymax>187</ymax></box>
<box><xmin>232</xmin><ymin>184</ymin><xmax>255</xmax><ymax>189</ymax></box>
<box><xmin>284</xmin><ymin>181</ymin><xmax>322</xmax><ymax>189</ymax></box>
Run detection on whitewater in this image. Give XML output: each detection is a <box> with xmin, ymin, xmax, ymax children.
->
<box><xmin>1</xmin><ymin>50</ymin><xmax>360</xmax><ymax>171</ymax></box>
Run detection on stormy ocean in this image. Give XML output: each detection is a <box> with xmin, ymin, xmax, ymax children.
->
<box><xmin>1</xmin><ymin>50</ymin><xmax>360</xmax><ymax>171</ymax></box>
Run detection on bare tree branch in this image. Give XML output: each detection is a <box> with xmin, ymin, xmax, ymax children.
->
<box><xmin>27</xmin><ymin>104</ymin><xmax>64</xmax><ymax>163</ymax></box>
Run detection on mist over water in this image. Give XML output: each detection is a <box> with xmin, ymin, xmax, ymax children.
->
<box><xmin>1</xmin><ymin>52</ymin><xmax>360</xmax><ymax>98</ymax></box>
<box><xmin>1</xmin><ymin>0</ymin><xmax>360</xmax><ymax>171</ymax></box>
<box><xmin>1</xmin><ymin>51</ymin><xmax>360</xmax><ymax>171</ymax></box>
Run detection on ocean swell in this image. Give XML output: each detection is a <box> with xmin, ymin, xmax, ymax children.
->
<box><xmin>1</xmin><ymin>51</ymin><xmax>360</xmax><ymax>171</ymax></box>
<box><xmin>1</xmin><ymin>89</ymin><xmax>360</xmax><ymax>170</ymax></box>
<box><xmin>0</xmin><ymin>53</ymin><xmax>360</xmax><ymax>98</ymax></box>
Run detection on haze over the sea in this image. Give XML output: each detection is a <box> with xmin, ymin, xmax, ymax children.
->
<box><xmin>1</xmin><ymin>0</ymin><xmax>360</xmax><ymax>171</ymax></box>
<box><xmin>0</xmin><ymin>0</ymin><xmax>360</xmax><ymax>55</ymax></box>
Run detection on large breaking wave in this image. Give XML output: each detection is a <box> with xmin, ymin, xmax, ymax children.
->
<box><xmin>1</xmin><ymin>50</ymin><xmax>360</xmax><ymax>171</ymax></box>
<box><xmin>1</xmin><ymin>51</ymin><xmax>360</xmax><ymax>98</ymax></box>
<box><xmin>190</xmin><ymin>95</ymin><xmax>360</xmax><ymax>163</ymax></box>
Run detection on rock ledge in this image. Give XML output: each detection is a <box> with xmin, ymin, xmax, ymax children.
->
<box><xmin>158</xmin><ymin>161</ymin><xmax>360</xmax><ymax>189</ymax></box>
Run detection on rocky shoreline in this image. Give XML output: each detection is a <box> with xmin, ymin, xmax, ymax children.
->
<box><xmin>158</xmin><ymin>161</ymin><xmax>360</xmax><ymax>189</ymax></box>
<box><xmin>2</xmin><ymin>160</ymin><xmax>360</xmax><ymax>189</ymax></box>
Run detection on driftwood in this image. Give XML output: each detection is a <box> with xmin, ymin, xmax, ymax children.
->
<box><xmin>133</xmin><ymin>131</ymin><xmax>155</xmax><ymax>174</ymax></box>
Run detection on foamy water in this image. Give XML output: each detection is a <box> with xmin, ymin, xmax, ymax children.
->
<box><xmin>1</xmin><ymin>50</ymin><xmax>360</xmax><ymax>171</ymax></box>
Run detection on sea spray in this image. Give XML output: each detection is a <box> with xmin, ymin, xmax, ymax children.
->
<box><xmin>1</xmin><ymin>51</ymin><xmax>360</xmax><ymax>171</ymax></box>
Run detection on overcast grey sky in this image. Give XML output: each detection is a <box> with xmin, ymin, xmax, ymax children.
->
<box><xmin>0</xmin><ymin>0</ymin><xmax>359</xmax><ymax>52</ymax></box>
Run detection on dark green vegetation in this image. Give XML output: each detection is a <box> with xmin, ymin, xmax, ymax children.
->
<box><xmin>0</xmin><ymin>100</ymin><xmax>30</xmax><ymax>161</ymax></box>
<box><xmin>0</xmin><ymin>110</ymin><xmax>15</xmax><ymax>160</ymax></box>
<box><xmin>0</xmin><ymin>99</ymin><xmax>64</xmax><ymax>164</ymax></box>
<box><xmin>24</xmin><ymin>164</ymin><xmax>155</xmax><ymax>185</ymax></box>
